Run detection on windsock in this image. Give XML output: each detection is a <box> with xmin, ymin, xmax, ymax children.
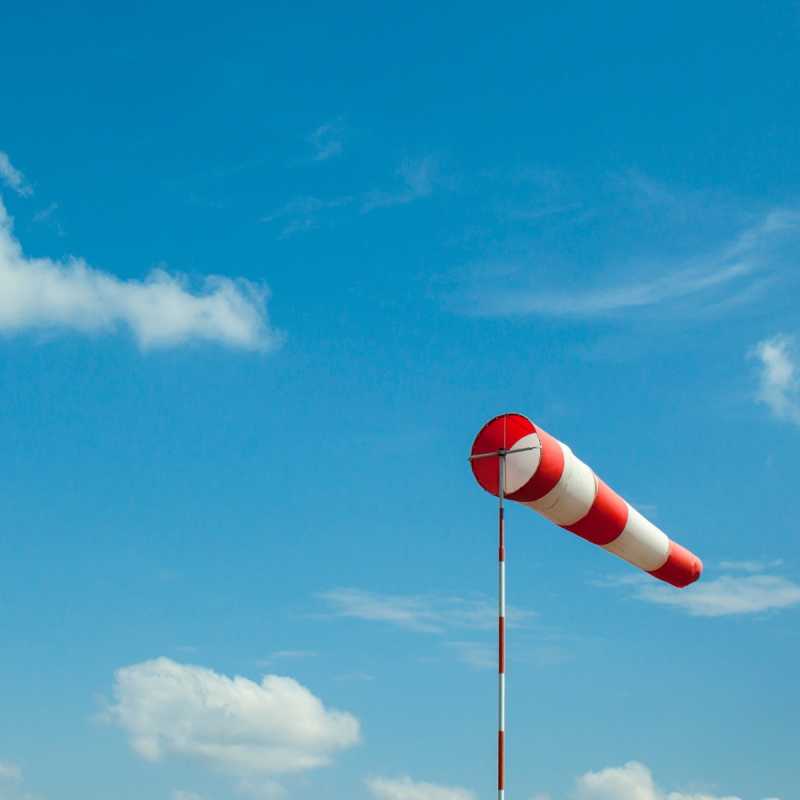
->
<box><xmin>470</xmin><ymin>413</ymin><xmax>702</xmax><ymax>588</ymax></box>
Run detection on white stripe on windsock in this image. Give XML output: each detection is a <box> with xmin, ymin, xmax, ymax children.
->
<box><xmin>526</xmin><ymin>442</ymin><xmax>596</xmax><ymax>526</ymax></box>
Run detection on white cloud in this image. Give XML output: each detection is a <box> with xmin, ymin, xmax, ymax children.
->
<box><xmin>444</xmin><ymin>640</ymin><xmax>495</xmax><ymax>670</ymax></box>
<box><xmin>573</xmin><ymin>760</ymin><xmax>778</xmax><ymax>800</ymax></box>
<box><xmin>172</xmin><ymin>791</ymin><xmax>205</xmax><ymax>800</ymax></box>
<box><xmin>462</xmin><ymin>208</ymin><xmax>800</xmax><ymax>319</ymax></box>
<box><xmin>0</xmin><ymin>761</ymin><xmax>39</xmax><ymax>800</ymax></box>
<box><xmin>612</xmin><ymin>573</ymin><xmax>800</xmax><ymax>618</ymax></box>
<box><xmin>106</xmin><ymin>657</ymin><xmax>360</xmax><ymax>783</ymax></box>
<box><xmin>366</xmin><ymin>776</ymin><xmax>476</xmax><ymax>800</ymax></box>
<box><xmin>261</xmin><ymin>195</ymin><xmax>352</xmax><ymax>238</ymax></box>
<box><xmin>318</xmin><ymin>588</ymin><xmax>533</xmax><ymax>633</ymax></box>
<box><xmin>0</xmin><ymin>199</ymin><xmax>280</xmax><ymax>350</ymax></box>
<box><xmin>751</xmin><ymin>334</ymin><xmax>800</xmax><ymax>425</ymax></box>
<box><xmin>259</xmin><ymin>650</ymin><xmax>318</xmax><ymax>665</ymax></box>
<box><xmin>307</xmin><ymin>120</ymin><xmax>344</xmax><ymax>162</ymax></box>
<box><xmin>476</xmin><ymin>262</ymin><xmax>753</xmax><ymax>317</ymax></box>
<box><xmin>0</xmin><ymin>152</ymin><xmax>32</xmax><ymax>197</ymax></box>
<box><xmin>718</xmin><ymin>560</ymin><xmax>783</xmax><ymax>573</ymax></box>
<box><xmin>361</xmin><ymin>157</ymin><xmax>439</xmax><ymax>212</ymax></box>
<box><xmin>236</xmin><ymin>779</ymin><xmax>288</xmax><ymax>799</ymax></box>
<box><xmin>0</xmin><ymin>762</ymin><xmax>21</xmax><ymax>782</ymax></box>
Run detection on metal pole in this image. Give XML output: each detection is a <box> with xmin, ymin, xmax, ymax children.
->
<box><xmin>498</xmin><ymin>453</ymin><xmax>506</xmax><ymax>800</ymax></box>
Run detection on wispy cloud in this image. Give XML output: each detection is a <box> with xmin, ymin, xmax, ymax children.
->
<box><xmin>366</xmin><ymin>776</ymin><xmax>475</xmax><ymax>800</ymax></box>
<box><xmin>444</xmin><ymin>641</ymin><xmax>495</xmax><ymax>670</ymax></box>
<box><xmin>718</xmin><ymin>559</ymin><xmax>784</xmax><ymax>573</ymax></box>
<box><xmin>307</xmin><ymin>119</ymin><xmax>344</xmax><ymax>162</ymax></box>
<box><xmin>605</xmin><ymin>570</ymin><xmax>800</xmax><ymax>618</ymax></box>
<box><xmin>361</xmin><ymin>157</ymin><xmax>439</xmax><ymax>213</ymax></box>
<box><xmin>751</xmin><ymin>334</ymin><xmax>800</xmax><ymax>426</ymax></box>
<box><xmin>0</xmin><ymin>199</ymin><xmax>280</xmax><ymax>351</ymax></box>
<box><xmin>264</xmin><ymin>155</ymin><xmax>441</xmax><ymax>236</ymax></box>
<box><xmin>0</xmin><ymin>152</ymin><xmax>32</xmax><ymax>197</ymax></box>
<box><xmin>473</xmin><ymin>261</ymin><xmax>754</xmax><ymax>317</ymax></box>
<box><xmin>172</xmin><ymin>791</ymin><xmax>205</xmax><ymax>800</ymax></box>
<box><xmin>444</xmin><ymin>640</ymin><xmax>569</xmax><ymax>671</ymax></box>
<box><xmin>318</xmin><ymin>588</ymin><xmax>533</xmax><ymax>633</ymax></box>
<box><xmin>455</xmin><ymin>190</ymin><xmax>800</xmax><ymax>319</ymax></box>
<box><xmin>32</xmin><ymin>202</ymin><xmax>58</xmax><ymax>223</ymax></box>
<box><xmin>0</xmin><ymin>761</ymin><xmax>22</xmax><ymax>781</ymax></box>
<box><xmin>106</xmin><ymin>658</ymin><xmax>359</xmax><ymax>796</ymax></box>
<box><xmin>0</xmin><ymin>760</ymin><xmax>39</xmax><ymax>800</ymax></box>
<box><xmin>258</xmin><ymin>650</ymin><xmax>318</xmax><ymax>667</ymax></box>
<box><xmin>261</xmin><ymin>195</ymin><xmax>352</xmax><ymax>238</ymax></box>
<box><xmin>236</xmin><ymin>778</ymin><xmax>288</xmax><ymax>800</ymax></box>
<box><xmin>32</xmin><ymin>201</ymin><xmax>65</xmax><ymax>237</ymax></box>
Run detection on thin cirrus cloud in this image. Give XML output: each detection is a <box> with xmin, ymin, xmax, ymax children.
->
<box><xmin>262</xmin><ymin>156</ymin><xmax>440</xmax><ymax>237</ymax></box>
<box><xmin>751</xmin><ymin>334</ymin><xmax>800</xmax><ymax>426</ymax></box>
<box><xmin>366</xmin><ymin>776</ymin><xmax>476</xmax><ymax>800</ymax></box>
<box><xmin>607</xmin><ymin>570</ymin><xmax>800</xmax><ymax>618</ymax></box>
<box><xmin>443</xmin><ymin>640</ymin><xmax>569</xmax><ymax>672</ymax></box>
<box><xmin>0</xmin><ymin>198</ymin><xmax>280</xmax><ymax>351</ymax></box>
<box><xmin>0</xmin><ymin>760</ymin><xmax>35</xmax><ymax>800</ymax></box>
<box><xmin>0</xmin><ymin>761</ymin><xmax>22</xmax><ymax>781</ymax></box>
<box><xmin>105</xmin><ymin>657</ymin><xmax>360</xmax><ymax>793</ymax></box>
<box><xmin>0</xmin><ymin>151</ymin><xmax>32</xmax><ymax>197</ymax></box>
<box><xmin>261</xmin><ymin>195</ymin><xmax>353</xmax><ymax>238</ymax></box>
<box><xmin>307</xmin><ymin>119</ymin><xmax>345</xmax><ymax>162</ymax></box>
<box><xmin>318</xmin><ymin>587</ymin><xmax>534</xmax><ymax>634</ymax></box>
<box><xmin>718</xmin><ymin>559</ymin><xmax>784</xmax><ymax>573</ymax></box>
<box><xmin>361</xmin><ymin>157</ymin><xmax>439</xmax><ymax>213</ymax></box>
<box><xmin>460</xmin><ymin>207</ymin><xmax>800</xmax><ymax>319</ymax></box>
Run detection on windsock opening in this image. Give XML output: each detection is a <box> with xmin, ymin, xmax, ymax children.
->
<box><xmin>470</xmin><ymin>412</ymin><xmax>564</xmax><ymax>502</ymax></box>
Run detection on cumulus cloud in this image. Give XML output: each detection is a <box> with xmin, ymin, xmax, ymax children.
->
<box><xmin>318</xmin><ymin>588</ymin><xmax>533</xmax><ymax>633</ymax></box>
<box><xmin>0</xmin><ymin>152</ymin><xmax>32</xmax><ymax>197</ymax></box>
<box><xmin>106</xmin><ymin>657</ymin><xmax>360</xmax><ymax>784</ymax></box>
<box><xmin>366</xmin><ymin>776</ymin><xmax>476</xmax><ymax>800</ymax></box>
<box><xmin>751</xmin><ymin>334</ymin><xmax>800</xmax><ymax>425</ymax></box>
<box><xmin>0</xmin><ymin>199</ymin><xmax>280</xmax><ymax>350</ymax></box>
<box><xmin>573</xmin><ymin>760</ymin><xmax>779</xmax><ymax>800</ymax></box>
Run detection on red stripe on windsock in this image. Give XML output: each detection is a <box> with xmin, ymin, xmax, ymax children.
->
<box><xmin>563</xmin><ymin>478</ymin><xmax>629</xmax><ymax>545</ymax></box>
<box><xmin>649</xmin><ymin>540</ymin><xmax>703</xmax><ymax>587</ymax></box>
<box><xmin>507</xmin><ymin>425</ymin><xmax>564</xmax><ymax>502</ymax></box>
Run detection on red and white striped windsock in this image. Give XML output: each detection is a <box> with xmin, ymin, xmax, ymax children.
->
<box><xmin>470</xmin><ymin>413</ymin><xmax>703</xmax><ymax>588</ymax></box>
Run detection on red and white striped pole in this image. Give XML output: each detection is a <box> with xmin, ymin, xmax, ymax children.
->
<box><xmin>471</xmin><ymin>440</ymin><xmax>538</xmax><ymax>800</ymax></box>
<box><xmin>498</xmin><ymin>454</ymin><xmax>506</xmax><ymax>800</ymax></box>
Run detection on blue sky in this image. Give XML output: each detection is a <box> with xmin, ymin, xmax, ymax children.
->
<box><xmin>1</xmin><ymin>3</ymin><xmax>799</xmax><ymax>800</ymax></box>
